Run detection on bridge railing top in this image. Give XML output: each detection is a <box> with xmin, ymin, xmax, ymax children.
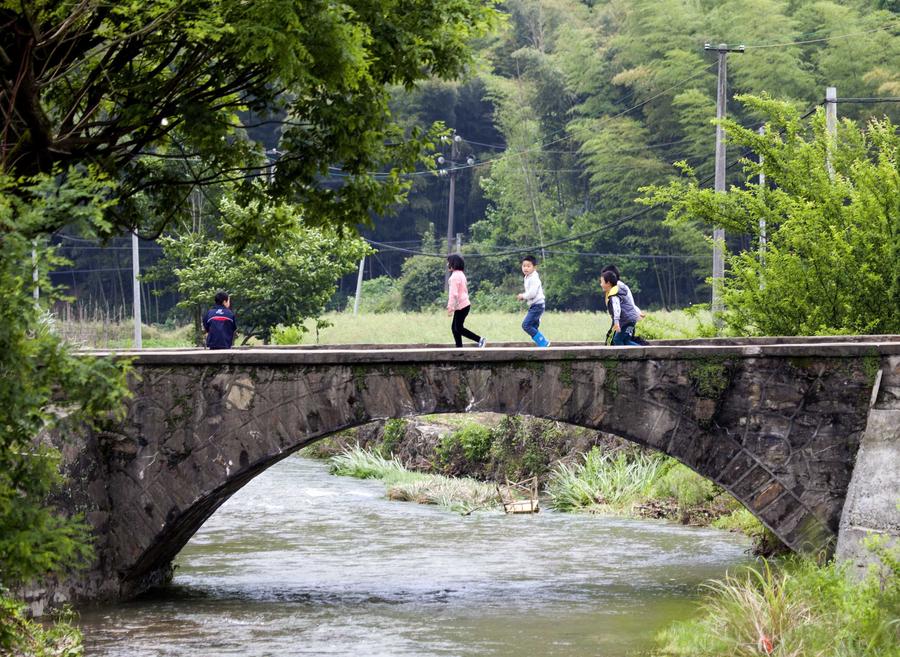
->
<box><xmin>80</xmin><ymin>336</ymin><xmax>900</xmax><ymax>365</ymax></box>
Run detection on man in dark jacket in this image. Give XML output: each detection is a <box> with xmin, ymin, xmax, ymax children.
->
<box><xmin>203</xmin><ymin>291</ymin><xmax>237</xmax><ymax>349</ymax></box>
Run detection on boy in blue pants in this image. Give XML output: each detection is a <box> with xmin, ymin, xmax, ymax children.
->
<box><xmin>517</xmin><ymin>255</ymin><xmax>550</xmax><ymax>347</ymax></box>
<box><xmin>600</xmin><ymin>270</ymin><xmax>641</xmax><ymax>346</ymax></box>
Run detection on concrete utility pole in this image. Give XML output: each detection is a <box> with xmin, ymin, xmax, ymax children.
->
<box><xmin>353</xmin><ymin>256</ymin><xmax>365</xmax><ymax>315</ymax></box>
<box><xmin>446</xmin><ymin>132</ymin><xmax>461</xmax><ymax>258</ymax></box>
<box><xmin>132</xmin><ymin>231</ymin><xmax>142</xmax><ymax>349</ymax></box>
<box><xmin>32</xmin><ymin>242</ymin><xmax>39</xmax><ymax>300</ymax></box>
<box><xmin>758</xmin><ymin>126</ymin><xmax>766</xmax><ymax>288</ymax></box>
<box><xmin>825</xmin><ymin>86</ymin><xmax>837</xmax><ymax>179</ymax></box>
<box><xmin>440</xmin><ymin>131</ymin><xmax>474</xmax><ymax>291</ymax></box>
<box><xmin>705</xmin><ymin>42</ymin><xmax>744</xmax><ymax>322</ymax></box>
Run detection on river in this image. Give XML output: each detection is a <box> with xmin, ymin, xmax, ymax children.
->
<box><xmin>79</xmin><ymin>456</ymin><xmax>751</xmax><ymax>656</ymax></box>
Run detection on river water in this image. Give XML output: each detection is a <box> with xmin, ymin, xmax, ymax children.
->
<box><xmin>79</xmin><ymin>456</ymin><xmax>751</xmax><ymax>656</ymax></box>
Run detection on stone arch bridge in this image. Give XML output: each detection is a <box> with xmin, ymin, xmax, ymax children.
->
<box><xmin>54</xmin><ymin>337</ymin><xmax>899</xmax><ymax>604</ymax></box>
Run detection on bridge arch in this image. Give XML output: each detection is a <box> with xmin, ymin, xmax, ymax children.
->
<box><xmin>65</xmin><ymin>339</ymin><xmax>891</xmax><ymax>601</ymax></box>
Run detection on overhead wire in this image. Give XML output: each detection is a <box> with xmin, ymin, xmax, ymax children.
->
<box><xmin>325</xmin><ymin>62</ymin><xmax>720</xmax><ymax>180</ymax></box>
<box><xmin>364</xmin><ymin>101</ymin><xmax>822</xmax><ymax>260</ymax></box>
<box><xmin>741</xmin><ymin>18</ymin><xmax>900</xmax><ymax>49</ymax></box>
<box><xmin>831</xmin><ymin>97</ymin><xmax>900</xmax><ymax>103</ymax></box>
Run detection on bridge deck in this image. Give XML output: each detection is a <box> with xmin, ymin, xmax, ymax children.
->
<box><xmin>85</xmin><ymin>336</ymin><xmax>900</xmax><ymax>365</ymax></box>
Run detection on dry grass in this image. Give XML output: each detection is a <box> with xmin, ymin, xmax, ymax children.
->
<box><xmin>328</xmin><ymin>446</ymin><xmax>500</xmax><ymax>514</ymax></box>
<box><xmin>54</xmin><ymin>320</ymin><xmax>195</xmax><ymax>349</ymax></box>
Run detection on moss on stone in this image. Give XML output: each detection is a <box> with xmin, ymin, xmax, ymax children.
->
<box><xmin>862</xmin><ymin>353</ymin><xmax>882</xmax><ymax>383</ymax></box>
<box><xmin>390</xmin><ymin>364</ymin><xmax>423</xmax><ymax>382</ymax></box>
<box><xmin>688</xmin><ymin>357</ymin><xmax>732</xmax><ymax>400</ymax></box>
<box><xmin>601</xmin><ymin>359</ymin><xmax>619</xmax><ymax>397</ymax></box>
<box><xmin>788</xmin><ymin>356</ymin><xmax>817</xmax><ymax>371</ymax></box>
<box><xmin>559</xmin><ymin>361</ymin><xmax>574</xmax><ymax>387</ymax></box>
<box><xmin>351</xmin><ymin>365</ymin><xmax>369</xmax><ymax>391</ymax></box>
<box><xmin>454</xmin><ymin>379</ymin><xmax>470</xmax><ymax>410</ymax></box>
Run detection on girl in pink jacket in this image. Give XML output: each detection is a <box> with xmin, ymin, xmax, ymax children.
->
<box><xmin>446</xmin><ymin>254</ymin><xmax>486</xmax><ymax>348</ymax></box>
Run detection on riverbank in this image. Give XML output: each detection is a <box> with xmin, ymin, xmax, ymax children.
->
<box><xmin>656</xmin><ymin>550</ymin><xmax>900</xmax><ymax>657</ymax></box>
<box><xmin>306</xmin><ymin>414</ymin><xmax>783</xmax><ymax>555</ymax></box>
<box><xmin>329</xmin><ymin>447</ymin><xmax>501</xmax><ymax>514</ymax></box>
<box><xmin>0</xmin><ymin>595</ymin><xmax>81</xmax><ymax>655</ymax></box>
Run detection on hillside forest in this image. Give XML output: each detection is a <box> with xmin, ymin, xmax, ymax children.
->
<box><xmin>52</xmin><ymin>0</ymin><xmax>900</xmax><ymax>320</ymax></box>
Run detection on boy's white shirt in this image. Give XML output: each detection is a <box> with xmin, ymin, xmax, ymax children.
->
<box><xmin>523</xmin><ymin>271</ymin><xmax>545</xmax><ymax>305</ymax></box>
<box><xmin>609</xmin><ymin>295</ymin><xmax>621</xmax><ymax>323</ymax></box>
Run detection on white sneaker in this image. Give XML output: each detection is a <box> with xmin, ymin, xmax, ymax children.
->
<box><xmin>478</xmin><ymin>337</ymin><xmax>486</xmax><ymax>348</ymax></box>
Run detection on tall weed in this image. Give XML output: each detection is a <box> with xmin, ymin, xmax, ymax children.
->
<box><xmin>657</xmin><ymin>551</ymin><xmax>900</xmax><ymax>657</ymax></box>
<box><xmin>329</xmin><ymin>447</ymin><xmax>408</xmax><ymax>480</ymax></box>
<box><xmin>547</xmin><ymin>448</ymin><xmax>668</xmax><ymax>512</ymax></box>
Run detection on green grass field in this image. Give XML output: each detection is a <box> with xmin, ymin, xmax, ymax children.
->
<box><xmin>59</xmin><ymin>308</ymin><xmax>713</xmax><ymax>349</ymax></box>
<box><xmin>277</xmin><ymin>308</ymin><xmax>713</xmax><ymax>345</ymax></box>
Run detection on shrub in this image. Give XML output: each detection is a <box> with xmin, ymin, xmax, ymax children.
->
<box><xmin>344</xmin><ymin>276</ymin><xmax>402</xmax><ymax>314</ymax></box>
<box><xmin>399</xmin><ymin>256</ymin><xmax>445</xmax><ymax>311</ymax></box>
<box><xmin>271</xmin><ymin>323</ymin><xmax>305</xmax><ymax>345</ymax></box>
<box><xmin>454</xmin><ymin>423</ymin><xmax>493</xmax><ymax>462</ymax></box>
<box><xmin>649</xmin><ymin>462</ymin><xmax>719</xmax><ymax>510</ymax></box>
<box><xmin>470</xmin><ymin>281</ymin><xmax>520</xmax><ymax>312</ymax></box>
<box><xmin>0</xmin><ymin>594</ymin><xmax>83</xmax><ymax>657</ymax></box>
<box><xmin>380</xmin><ymin>419</ymin><xmax>407</xmax><ymax>458</ymax></box>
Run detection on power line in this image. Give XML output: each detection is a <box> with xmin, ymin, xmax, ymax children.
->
<box><xmin>50</xmin><ymin>267</ymin><xmax>135</xmax><ymax>274</ymax></box>
<box><xmin>832</xmin><ymin>97</ymin><xmax>900</xmax><ymax>103</ymax></box>
<box><xmin>324</xmin><ymin>63</ymin><xmax>720</xmax><ymax>180</ymax></box>
<box><xmin>541</xmin><ymin>250</ymin><xmax>708</xmax><ymax>260</ymax></box>
<box><xmin>742</xmin><ymin>18</ymin><xmax>899</xmax><ymax>49</ymax></box>
<box><xmin>454</xmin><ymin>62</ymin><xmax>720</xmax><ymax>173</ymax></box>
<box><xmin>52</xmin><ymin>245</ymin><xmax>163</xmax><ymax>251</ymax></box>
<box><xmin>464</xmin><ymin>139</ymin><xmax>507</xmax><ymax>150</ymax></box>
<box><xmin>363</xmin><ymin>100</ymin><xmax>824</xmax><ymax>261</ymax></box>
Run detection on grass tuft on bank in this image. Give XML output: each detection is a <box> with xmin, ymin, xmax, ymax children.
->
<box><xmin>657</xmin><ymin>547</ymin><xmax>900</xmax><ymax>657</ymax></box>
<box><xmin>546</xmin><ymin>448</ymin><xmax>782</xmax><ymax>552</ymax></box>
<box><xmin>329</xmin><ymin>447</ymin><xmax>500</xmax><ymax>514</ymax></box>
<box><xmin>0</xmin><ymin>594</ymin><xmax>83</xmax><ymax>657</ymax></box>
<box><xmin>547</xmin><ymin>450</ymin><xmax>668</xmax><ymax>512</ymax></box>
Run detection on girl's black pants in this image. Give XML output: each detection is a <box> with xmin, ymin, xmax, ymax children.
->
<box><xmin>451</xmin><ymin>306</ymin><xmax>481</xmax><ymax>347</ymax></box>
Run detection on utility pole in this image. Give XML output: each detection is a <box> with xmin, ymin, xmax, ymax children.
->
<box><xmin>705</xmin><ymin>42</ymin><xmax>744</xmax><ymax>323</ymax></box>
<box><xmin>132</xmin><ymin>231</ymin><xmax>142</xmax><ymax>349</ymax></box>
<box><xmin>32</xmin><ymin>242</ymin><xmax>39</xmax><ymax>300</ymax></box>
<box><xmin>446</xmin><ymin>132</ymin><xmax>460</xmax><ymax>258</ymax></box>
<box><xmin>758</xmin><ymin>126</ymin><xmax>766</xmax><ymax>289</ymax></box>
<box><xmin>438</xmin><ymin>131</ymin><xmax>474</xmax><ymax>290</ymax></box>
<box><xmin>353</xmin><ymin>256</ymin><xmax>365</xmax><ymax>315</ymax></box>
<box><xmin>825</xmin><ymin>86</ymin><xmax>837</xmax><ymax>179</ymax></box>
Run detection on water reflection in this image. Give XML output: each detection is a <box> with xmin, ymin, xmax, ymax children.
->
<box><xmin>80</xmin><ymin>456</ymin><xmax>750</xmax><ymax>656</ymax></box>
